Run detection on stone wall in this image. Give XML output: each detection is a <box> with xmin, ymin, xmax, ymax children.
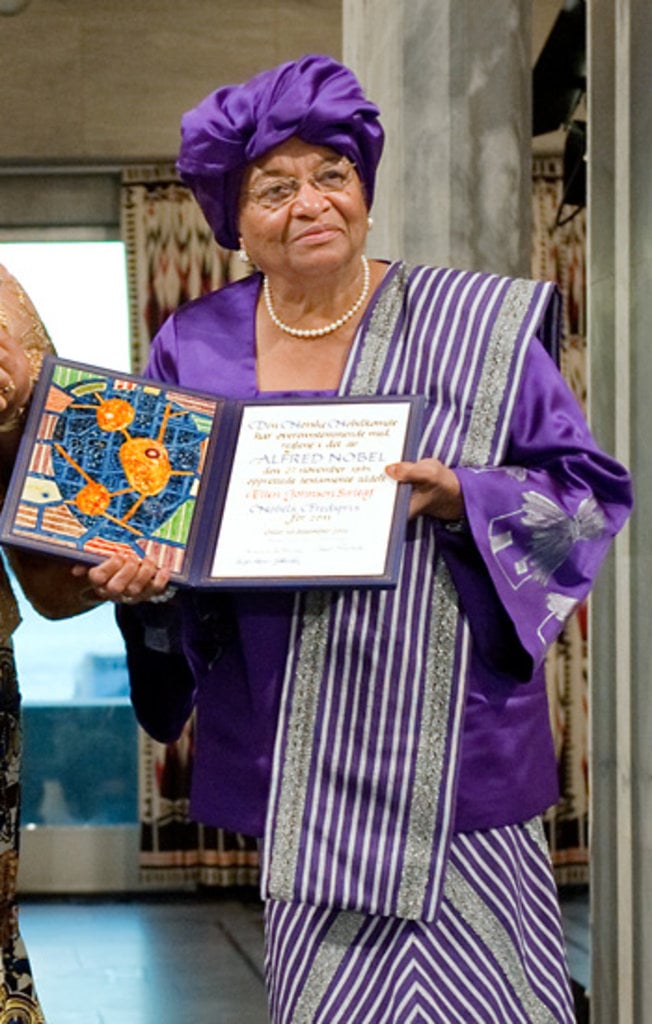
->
<box><xmin>0</xmin><ymin>0</ymin><xmax>341</xmax><ymax>165</ymax></box>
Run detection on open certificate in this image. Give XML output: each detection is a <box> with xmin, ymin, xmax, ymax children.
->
<box><xmin>208</xmin><ymin>400</ymin><xmax>420</xmax><ymax>584</ymax></box>
<box><xmin>0</xmin><ymin>356</ymin><xmax>423</xmax><ymax>589</ymax></box>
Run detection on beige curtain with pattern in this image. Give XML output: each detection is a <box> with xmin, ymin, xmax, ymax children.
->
<box><xmin>532</xmin><ymin>155</ymin><xmax>590</xmax><ymax>886</ymax></box>
<box><xmin>121</xmin><ymin>165</ymin><xmax>258</xmax><ymax>887</ymax></box>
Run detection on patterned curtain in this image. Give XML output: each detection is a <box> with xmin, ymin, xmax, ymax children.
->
<box><xmin>531</xmin><ymin>155</ymin><xmax>589</xmax><ymax>885</ymax></box>
<box><xmin>121</xmin><ymin>165</ymin><xmax>259</xmax><ymax>887</ymax></box>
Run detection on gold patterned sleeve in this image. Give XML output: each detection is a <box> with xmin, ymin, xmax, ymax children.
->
<box><xmin>0</xmin><ymin>264</ymin><xmax>102</xmax><ymax>625</ymax></box>
<box><xmin>0</xmin><ymin>263</ymin><xmax>54</xmax><ymax>478</ymax></box>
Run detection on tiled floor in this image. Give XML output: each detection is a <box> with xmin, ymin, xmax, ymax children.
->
<box><xmin>19</xmin><ymin>888</ymin><xmax>590</xmax><ymax>1024</ymax></box>
<box><xmin>20</xmin><ymin>892</ymin><xmax>268</xmax><ymax>1024</ymax></box>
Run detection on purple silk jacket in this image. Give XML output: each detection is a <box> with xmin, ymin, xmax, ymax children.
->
<box><xmin>124</xmin><ymin>263</ymin><xmax>632</xmax><ymax>842</ymax></box>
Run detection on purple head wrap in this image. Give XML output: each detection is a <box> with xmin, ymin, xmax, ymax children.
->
<box><xmin>176</xmin><ymin>54</ymin><xmax>384</xmax><ymax>250</ymax></box>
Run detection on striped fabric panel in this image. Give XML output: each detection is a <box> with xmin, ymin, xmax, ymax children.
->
<box><xmin>264</xmin><ymin>512</ymin><xmax>469</xmax><ymax>920</ymax></box>
<box><xmin>446</xmin><ymin>822</ymin><xmax>576</xmax><ymax>1021</ymax></box>
<box><xmin>295</xmin><ymin>559</ymin><xmax>467</xmax><ymax>918</ymax></box>
<box><xmin>265</xmin><ymin>820</ymin><xmax>574</xmax><ymax>1024</ymax></box>
<box><xmin>262</xmin><ymin>590</ymin><xmax>333</xmax><ymax>901</ymax></box>
<box><xmin>263</xmin><ymin>265</ymin><xmax>557</xmax><ymax>922</ymax></box>
<box><xmin>265</xmin><ymin>901</ymin><xmax>360</xmax><ymax>1024</ymax></box>
<box><xmin>460</xmin><ymin>280</ymin><xmax>554</xmax><ymax>466</ymax></box>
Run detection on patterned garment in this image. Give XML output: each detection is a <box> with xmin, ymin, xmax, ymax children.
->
<box><xmin>260</xmin><ymin>265</ymin><xmax>588</xmax><ymax>919</ymax></box>
<box><xmin>0</xmin><ymin>646</ymin><xmax>45</xmax><ymax>1023</ymax></box>
<box><xmin>265</xmin><ymin>819</ymin><xmax>574</xmax><ymax>1024</ymax></box>
<box><xmin>137</xmin><ymin>261</ymin><xmax>631</xmax><ymax>847</ymax></box>
<box><xmin>0</xmin><ymin>265</ymin><xmax>53</xmax><ymax>1023</ymax></box>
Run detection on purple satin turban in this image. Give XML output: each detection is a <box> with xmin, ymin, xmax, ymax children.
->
<box><xmin>176</xmin><ymin>54</ymin><xmax>385</xmax><ymax>250</ymax></box>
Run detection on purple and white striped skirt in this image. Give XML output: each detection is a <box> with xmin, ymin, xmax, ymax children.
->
<box><xmin>264</xmin><ymin>819</ymin><xmax>575</xmax><ymax>1023</ymax></box>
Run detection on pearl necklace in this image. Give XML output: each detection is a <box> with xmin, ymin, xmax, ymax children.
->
<box><xmin>263</xmin><ymin>256</ymin><xmax>370</xmax><ymax>339</ymax></box>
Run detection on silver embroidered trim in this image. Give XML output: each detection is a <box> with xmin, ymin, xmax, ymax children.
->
<box><xmin>444</xmin><ymin>861</ymin><xmax>560</xmax><ymax>1024</ymax></box>
<box><xmin>546</xmin><ymin>592</ymin><xmax>578</xmax><ymax>621</ymax></box>
<box><xmin>345</xmin><ymin>262</ymin><xmax>411</xmax><ymax>396</ymax></box>
<box><xmin>524</xmin><ymin>815</ymin><xmax>552</xmax><ymax>860</ymax></box>
<box><xmin>291</xmin><ymin>910</ymin><xmax>365</xmax><ymax>1024</ymax></box>
<box><xmin>462</xmin><ymin>279</ymin><xmax>536</xmax><ymax>466</ymax></box>
<box><xmin>267</xmin><ymin>590</ymin><xmax>332</xmax><ymax>896</ymax></box>
<box><xmin>396</xmin><ymin>562</ymin><xmax>465</xmax><ymax>918</ymax></box>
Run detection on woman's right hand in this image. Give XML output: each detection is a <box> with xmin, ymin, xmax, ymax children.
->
<box><xmin>385</xmin><ymin>457</ymin><xmax>465</xmax><ymax>521</ymax></box>
<box><xmin>71</xmin><ymin>554</ymin><xmax>172</xmax><ymax>606</ymax></box>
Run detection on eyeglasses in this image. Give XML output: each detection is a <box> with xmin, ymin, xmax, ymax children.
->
<box><xmin>245</xmin><ymin>157</ymin><xmax>357</xmax><ymax>210</ymax></box>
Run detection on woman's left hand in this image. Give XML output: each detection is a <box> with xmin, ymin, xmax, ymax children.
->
<box><xmin>385</xmin><ymin>458</ymin><xmax>465</xmax><ymax>521</ymax></box>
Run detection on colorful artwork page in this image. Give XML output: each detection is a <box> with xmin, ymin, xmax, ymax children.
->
<box><xmin>13</xmin><ymin>363</ymin><xmax>217</xmax><ymax>575</ymax></box>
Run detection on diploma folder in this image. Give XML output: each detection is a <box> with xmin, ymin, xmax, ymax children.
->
<box><xmin>0</xmin><ymin>357</ymin><xmax>424</xmax><ymax>590</ymax></box>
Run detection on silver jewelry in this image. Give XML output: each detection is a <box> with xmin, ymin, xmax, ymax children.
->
<box><xmin>263</xmin><ymin>255</ymin><xmax>370</xmax><ymax>339</ymax></box>
<box><xmin>149</xmin><ymin>585</ymin><xmax>178</xmax><ymax>604</ymax></box>
<box><xmin>238</xmin><ymin>246</ymin><xmax>250</xmax><ymax>265</ymax></box>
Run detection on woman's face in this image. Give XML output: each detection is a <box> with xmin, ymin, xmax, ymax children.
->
<box><xmin>238</xmin><ymin>137</ymin><xmax>369</xmax><ymax>284</ymax></box>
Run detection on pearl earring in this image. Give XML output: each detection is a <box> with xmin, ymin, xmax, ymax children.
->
<box><xmin>238</xmin><ymin>242</ymin><xmax>250</xmax><ymax>264</ymax></box>
<box><xmin>367</xmin><ymin>215</ymin><xmax>374</xmax><ymax>230</ymax></box>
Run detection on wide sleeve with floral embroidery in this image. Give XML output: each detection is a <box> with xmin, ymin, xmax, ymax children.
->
<box><xmin>451</xmin><ymin>337</ymin><xmax>632</xmax><ymax>677</ymax></box>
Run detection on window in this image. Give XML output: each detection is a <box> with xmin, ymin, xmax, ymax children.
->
<box><xmin>0</xmin><ymin>238</ymin><xmax>130</xmax><ymax>371</ymax></box>
<box><xmin>0</xmin><ymin>238</ymin><xmax>138</xmax><ymax>826</ymax></box>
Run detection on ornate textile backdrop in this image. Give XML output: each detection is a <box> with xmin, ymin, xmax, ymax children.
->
<box><xmin>121</xmin><ymin>159</ymin><xmax>588</xmax><ymax>889</ymax></box>
<box><xmin>531</xmin><ymin>155</ymin><xmax>589</xmax><ymax>886</ymax></box>
<box><xmin>121</xmin><ymin>166</ymin><xmax>258</xmax><ymax>887</ymax></box>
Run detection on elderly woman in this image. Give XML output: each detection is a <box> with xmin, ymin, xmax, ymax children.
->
<box><xmin>82</xmin><ymin>56</ymin><xmax>631</xmax><ymax>1023</ymax></box>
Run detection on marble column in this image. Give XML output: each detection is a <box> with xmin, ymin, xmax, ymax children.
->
<box><xmin>588</xmin><ymin>3</ymin><xmax>652</xmax><ymax>1021</ymax></box>
<box><xmin>343</xmin><ymin>0</ymin><xmax>532</xmax><ymax>276</ymax></box>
